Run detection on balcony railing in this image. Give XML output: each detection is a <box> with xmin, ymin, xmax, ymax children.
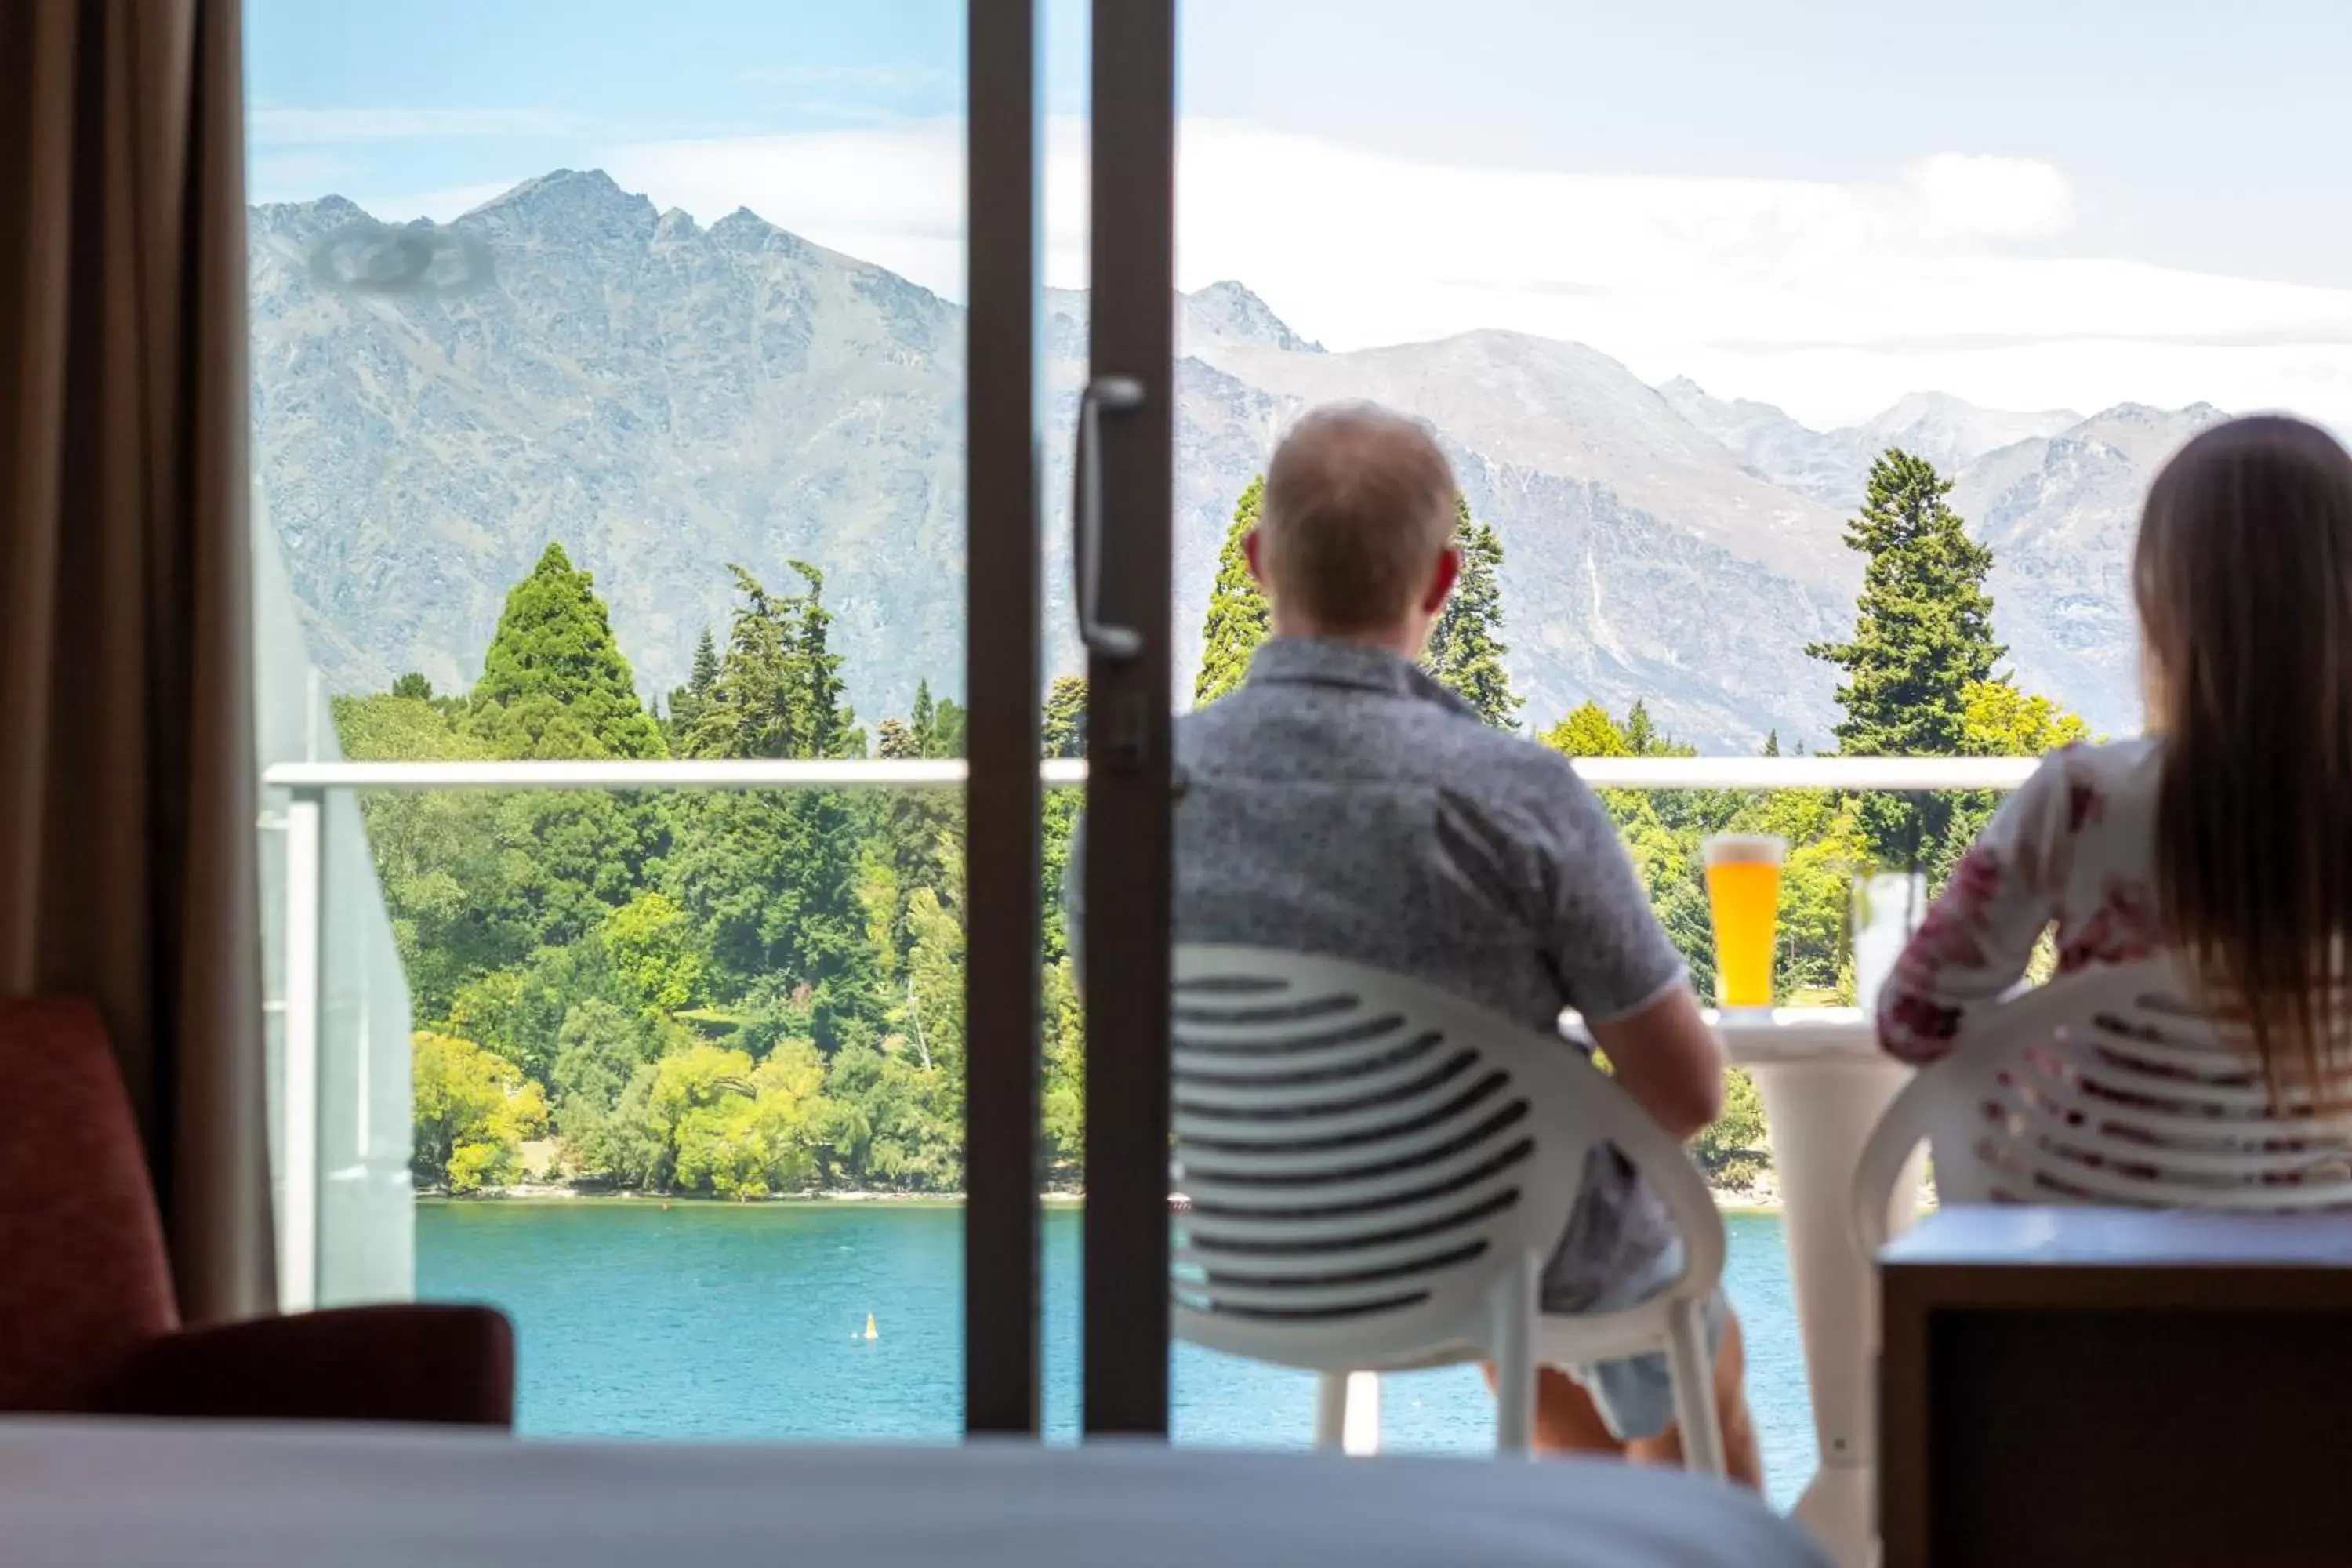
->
<box><xmin>263</xmin><ymin>753</ymin><xmax>2022</xmax><ymax>1568</ymax></box>
<box><xmin>263</xmin><ymin>753</ymin><xmax>2039</xmax><ymax>793</ymax></box>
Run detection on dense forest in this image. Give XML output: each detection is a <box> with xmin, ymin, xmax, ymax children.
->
<box><xmin>361</xmin><ymin>448</ymin><xmax>2084</xmax><ymax>1197</ymax></box>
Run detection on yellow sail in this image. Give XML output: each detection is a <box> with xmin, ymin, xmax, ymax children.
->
<box><xmin>862</xmin><ymin>1312</ymin><xmax>878</xmax><ymax>1341</ymax></box>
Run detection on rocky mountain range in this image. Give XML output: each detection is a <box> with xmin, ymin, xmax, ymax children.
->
<box><xmin>249</xmin><ymin>167</ymin><xmax>2223</xmax><ymax>750</ymax></box>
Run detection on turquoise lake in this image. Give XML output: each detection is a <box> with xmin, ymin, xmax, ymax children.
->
<box><xmin>418</xmin><ymin>1203</ymin><xmax>1816</xmax><ymax>1506</ymax></box>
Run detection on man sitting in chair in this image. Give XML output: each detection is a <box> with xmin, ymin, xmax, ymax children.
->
<box><xmin>1073</xmin><ymin>402</ymin><xmax>1759</xmax><ymax>1483</ymax></box>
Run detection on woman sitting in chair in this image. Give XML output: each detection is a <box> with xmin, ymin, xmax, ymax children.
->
<box><xmin>1879</xmin><ymin>412</ymin><xmax>2352</xmax><ymax>1112</ymax></box>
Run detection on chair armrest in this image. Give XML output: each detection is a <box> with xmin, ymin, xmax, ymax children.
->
<box><xmin>1850</xmin><ymin>1074</ymin><xmax>1931</xmax><ymax>1266</ymax></box>
<box><xmin>88</xmin><ymin>1303</ymin><xmax>514</xmax><ymax>1427</ymax></box>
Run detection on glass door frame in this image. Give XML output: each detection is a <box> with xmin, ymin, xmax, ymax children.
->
<box><xmin>961</xmin><ymin>0</ymin><xmax>1178</xmax><ymax>1440</ymax></box>
<box><xmin>964</xmin><ymin>0</ymin><xmax>1047</xmax><ymax>1436</ymax></box>
<box><xmin>1077</xmin><ymin>0</ymin><xmax>1179</xmax><ymax>1436</ymax></box>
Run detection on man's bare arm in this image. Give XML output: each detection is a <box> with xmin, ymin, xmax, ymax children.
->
<box><xmin>1585</xmin><ymin>982</ymin><xmax>1726</xmax><ymax>1141</ymax></box>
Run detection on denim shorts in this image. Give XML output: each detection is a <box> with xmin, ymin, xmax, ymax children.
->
<box><xmin>1552</xmin><ymin>1241</ymin><xmax>1727</xmax><ymax>1442</ymax></box>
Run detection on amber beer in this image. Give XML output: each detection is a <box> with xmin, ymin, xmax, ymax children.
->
<box><xmin>1702</xmin><ymin>833</ymin><xmax>1787</xmax><ymax>1011</ymax></box>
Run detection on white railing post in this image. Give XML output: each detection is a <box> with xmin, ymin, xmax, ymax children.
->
<box><xmin>279</xmin><ymin>786</ymin><xmax>325</xmax><ymax>1313</ymax></box>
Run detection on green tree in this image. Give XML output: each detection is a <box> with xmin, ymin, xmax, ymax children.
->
<box><xmin>1806</xmin><ymin>450</ymin><xmax>2002</xmax><ymax>863</ymax></box>
<box><xmin>1039</xmin><ymin>676</ymin><xmax>1088</xmax><ymax>962</ymax></box>
<box><xmin>332</xmin><ymin>689</ymin><xmax>483</xmax><ymax>764</ymax></box>
<box><xmin>445</xmin><ymin>937</ymin><xmax>633</xmax><ymax>1088</ymax></box>
<box><xmin>666</xmin><ymin>627</ymin><xmax>721</xmax><ymax>745</ymax></box>
<box><xmin>466</xmin><ymin>543</ymin><xmax>666</xmax><ymax>760</ymax></box>
<box><xmin>1040</xmin><ymin>958</ymin><xmax>1086</xmax><ymax>1185</ymax></box>
<box><xmin>1423</xmin><ymin>499</ymin><xmax>1521</xmax><ymax>729</ymax></box>
<box><xmin>1692</xmin><ymin>1067</ymin><xmax>1769</xmax><ymax>1189</ymax></box>
<box><xmin>684</xmin><ymin>564</ymin><xmax>859</xmax><ymax>762</ymax></box>
<box><xmin>546</xmin><ymin>996</ymin><xmax>677</xmax><ymax>1167</ymax></box>
<box><xmin>412</xmin><ymin>1032</ymin><xmax>547</xmax><ymax>1193</ymax></box>
<box><xmin>1041</xmin><ymin>675</ymin><xmax>1087</xmax><ymax>760</ymax></box>
<box><xmin>1624</xmin><ymin>700</ymin><xmax>1663</xmax><ymax>758</ymax></box>
<box><xmin>666</xmin><ymin>565</ymin><xmax>882</xmax><ymax>1042</ymax></box>
<box><xmin>428</xmin><ymin>546</ymin><xmax>671</xmax><ymax>989</ymax></box>
<box><xmin>1540</xmin><ymin>701</ymin><xmax>1631</xmax><ymax>758</ymax></box>
<box><xmin>662</xmin><ymin>1040</ymin><xmax>831</xmax><ymax>1200</ymax></box>
<box><xmin>1927</xmin><ymin>676</ymin><xmax>2096</xmax><ymax>878</ymax></box>
<box><xmin>1959</xmin><ymin>679</ymin><xmax>2092</xmax><ymax>757</ymax></box>
<box><xmin>907</xmin><ymin>679</ymin><xmax>965</xmax><ymax>760</ymax></box>
<box><xmin>598</xmin><ymin>892</ymin><xmax>709</xmax><ymax>1016</ymax></box>
<box><xmin>1194</xmin><ymin>476</ymin><xmax>1269</xmax><ymax>706</ymax></box>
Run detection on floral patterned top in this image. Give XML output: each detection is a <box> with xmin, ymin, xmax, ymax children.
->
<box><xmin>1878</xmin><ymin>738</ymin><xmax>2167</xmax><ymax>1064</ymax></box>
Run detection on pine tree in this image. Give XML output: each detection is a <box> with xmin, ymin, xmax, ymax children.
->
<box><xmin>1423</xmin><ymin>499</ymin><xmax>1521</xmax><ymax>729</ymax></box>
<box><xmin>869</xmin><ymin>678</ymin><xmax>963</xmax><ymax>976</ymax></box>
<box><xmin>666</xmin><ymin>627</ymin><xmax>720</xmax><ymax>745</ymax></box>
<box><xmin>1193</xmin><ymin>476</ymin><xmax>1269</xmax><ymax>706</ymax></box>
<box><xmin>448</xmin><ymin>544</ymin><xmax>669</xmax><ymax>978</ymax></box>
<box><xmin>791</xmin><ymin>562</ymin><xmax>858</xmax><ymax>759</ymax></box>
<box><xmin>1040</xmin><ymin>676</ymin><xmax>1087</xmax><ymax>760</ymax></box>
<box><xmin>1624</xmin><ymin>699</ymin><xmax>1661</xmax><ymax>757</ymax></box>
<box><xmin>684</xmin><ymin>564</ymin><xmax>856</xmax><ymax>760</ymax></box>
<box><xmin>1806</xmin><ymin>449</ymin><xmax>2004</xmax><ymax>863</ymax></box>
<box><xmin>466</xmin><ymin>543</ymin><xmax>666</xmax><ymax>760</ymax></box>
<box><xmin>1762</xmin><ymin>729</ymin><xmax>1780</xmax><ymax>758</ymax></box>
<box><xmin>665</xmin><ymin>564</ymin><xmax>882</xmax><ymax>1044</ymax></box>
<box><xmin>909</xmin><ymin>681</ymin><xmax>937</xmax><ymax>755</ymax></box>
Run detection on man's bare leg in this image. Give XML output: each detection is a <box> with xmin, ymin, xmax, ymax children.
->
<box><xmin>1483</xmin><ymin>1363</ymin><xmax>1628</xmax><ymax>1457</ymax></box>
<box><xmin>1624</xmin><ymin>1308</ymin><xmax>1764</xmax><ymax>1490</ymax></box>
<box><xmin>1482</xmin><ymin>1308</ymin><xmax>1764</xmax><ymax>1490</ymax></box>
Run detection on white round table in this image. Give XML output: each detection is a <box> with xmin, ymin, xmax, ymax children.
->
<box><xmin>1719</xmin><ymin>1010</ymin><xmax>1919</xmax><ymax>1568</ymax></box>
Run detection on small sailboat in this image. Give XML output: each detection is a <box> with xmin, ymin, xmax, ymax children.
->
<box><xmin>862</xmin><ymin>1312</ymin><xmax>879</xmax><ymax>1341</ymax></box>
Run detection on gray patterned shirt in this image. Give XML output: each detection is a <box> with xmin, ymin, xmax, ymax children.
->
<box><xmin>1073</xmin><ymin>636</ymin><xmax>1691</xmax><ymax>1308</ymax></box>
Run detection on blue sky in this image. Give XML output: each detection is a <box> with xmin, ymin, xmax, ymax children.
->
<box><xmin>247</xmin><ymin>0</ymin><xmax>2352</xmax><ymax>426</ymax></box>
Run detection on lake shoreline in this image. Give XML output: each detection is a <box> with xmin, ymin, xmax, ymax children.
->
<box><xmin>419</xmin><ymin>1185</ymin><xmax>1791</xmax><ymax>1218</ymax></box>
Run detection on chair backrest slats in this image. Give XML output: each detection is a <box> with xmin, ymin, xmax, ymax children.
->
<box><xmin>1171</xmin><ymin>945</ymin><xmax>1723</xmax><ymax>1370</ymax></box>
<box><xmin>1857</xmin><ymin>958</ymin><xmax>2352</xmax><ymax>1258</ymax></box>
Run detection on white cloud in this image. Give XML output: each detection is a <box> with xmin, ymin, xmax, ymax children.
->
<box><xmin>595</xmin><ymin>115</ymin><xmax>2352</xmax><ymax>428</ymax></box>
<box><xmin>1901</xmin><ymin>154</ymin><xmax>2075</xmax><ymax>244</ymax></box>
<box><xmin>606</xmin><ymin>120</ymin><xmax>971</xmax><ymax>297</ymax></box>
<box><xmin>248</xmin><ymin>151</ymin><xmax>358</xmax><ymax>204</ymax></box>
<box><xmin>252</xmin><ymin>107</ymin><xmax>581</xmax><ymax>144</ymax></box>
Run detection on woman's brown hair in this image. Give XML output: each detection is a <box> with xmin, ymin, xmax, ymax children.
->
<box><xmin>2136</xmin><ymin>414</ymin><xmax>2352</xmax><ymax>1108</ymax></box>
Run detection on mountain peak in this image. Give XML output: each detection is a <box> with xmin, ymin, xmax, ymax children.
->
<box><xmin>1850</xmin><ymin>391</ymin><xmax>2082</xmax><ymax>476</ymax></box>
<box><xmin>712</xmin><ymin>205</ymin><xmax>775</xmax><ymax>237</ymax></box>
<box><xmin>463</xmin><ymin>168</ymin><xmax>657</xmax><ymax>238</ymax></box>
<box><xmin>1181</xmin><ymin>281</ymin><xmax>1322</xmax><ymax>354</ymax></box>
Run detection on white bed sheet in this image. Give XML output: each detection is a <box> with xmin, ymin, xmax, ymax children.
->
<box><xmin>0</xmin><ymin>1419</ymin><xmax>1828</xmax><ymax>1567</ymax></box>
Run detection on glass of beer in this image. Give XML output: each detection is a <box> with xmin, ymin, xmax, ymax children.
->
<box><xmin>1702</xmin><ymin>833</ymin><xmax>1786</xmax><ymax>1013</ymax></box>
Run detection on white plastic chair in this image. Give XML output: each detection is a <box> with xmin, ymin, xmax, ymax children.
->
<box><xmin>1853</xmin><ymin>956</ymin><xmax>2352</xmax><ymax>1262</ymax></box>
<box><xmin>1169</xmin><ymin>944</ymin><xmax>1730</xmax><ymax>1470</ymax></box>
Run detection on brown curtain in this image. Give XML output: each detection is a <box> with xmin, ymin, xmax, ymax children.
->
<box><xmin>0</xmin><ymin>0</ymin><xmax>272</xmax><ymax>1322</ymax></box>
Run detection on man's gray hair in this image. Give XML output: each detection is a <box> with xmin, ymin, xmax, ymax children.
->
<box><xmin>1259</xmin><ymin>402</ymin><xmax>1458</xmax><ymax>633</ymax></box>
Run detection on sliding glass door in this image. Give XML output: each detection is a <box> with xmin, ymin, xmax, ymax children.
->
<box><xmin>245</xmin><ymin>0</ymin><xmax>1048</xmax><ymax>1442</ymax></box>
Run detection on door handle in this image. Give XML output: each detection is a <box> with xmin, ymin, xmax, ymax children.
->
<box><xmin>1073</xmin><ymin>376</ymin><xmax>1146</xmax><ymax>662</ymax></box>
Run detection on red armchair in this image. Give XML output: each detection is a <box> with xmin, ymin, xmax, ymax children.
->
<box><xmin>0</xmin><ymin>996</ymin><xmax>514</xmax><ymax>1425</ymax></box>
